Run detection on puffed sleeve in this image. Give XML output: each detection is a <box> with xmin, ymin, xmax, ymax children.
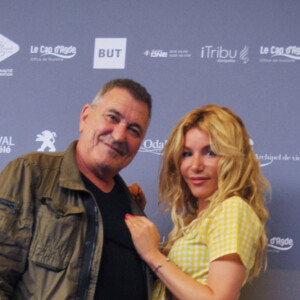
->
<box><xmin>208</xmin><ymin>196</ymin><xmax>262</xmax><ymax>272</ymax></box>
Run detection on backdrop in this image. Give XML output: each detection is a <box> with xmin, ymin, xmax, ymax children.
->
<box><xmin>0</xmin><ymin>1</ymin><xmax>299</xmax><ymax>299</ymax></box>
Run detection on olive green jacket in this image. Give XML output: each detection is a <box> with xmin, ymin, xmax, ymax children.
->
<box><xmin>0</xmin><ymin>141</ymin><xmax>152</xmax><ymax>300</ymax></box>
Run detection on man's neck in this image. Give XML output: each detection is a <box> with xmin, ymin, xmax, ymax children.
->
<box><xmin>75</xmin><ymin>150</ymin><xmax>115</xmax><ymax>193</ymax></box>
<box><xmin>82</xmin><ymin>170</ymin><xmax>115</xmax><ymax>193</ymax></box>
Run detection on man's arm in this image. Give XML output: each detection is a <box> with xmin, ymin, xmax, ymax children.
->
<box><xmin>0</xmin><ymin>158</ymin><xmax>35</xmax><ymax>298</ymax></box>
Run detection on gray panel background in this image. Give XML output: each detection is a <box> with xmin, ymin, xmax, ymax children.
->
<box><xmin>0</xmin><ymin>1</ymin><xmax>299</xmax><ymax>299</ymax></box>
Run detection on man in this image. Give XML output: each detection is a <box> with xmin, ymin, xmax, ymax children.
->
<box><xmin>0</xmin><ymin>79</ymin><xmax>152</xmax><ymax>299</ymax></box>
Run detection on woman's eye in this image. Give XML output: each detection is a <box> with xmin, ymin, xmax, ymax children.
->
<box><xmin>182</xmin><ymin>151</ymin><xmax>192</xmax><ymax>158</ymax></box>
<box><xmin>207</xmin><ymin>150</ymin><xmax>216</xmax><ymax>157</ymax></box>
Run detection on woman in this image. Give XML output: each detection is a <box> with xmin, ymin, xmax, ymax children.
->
<box><xmin>125</xmin><ymin>104</ymin><xmax>270</xmax><ymax>300</ymax></box>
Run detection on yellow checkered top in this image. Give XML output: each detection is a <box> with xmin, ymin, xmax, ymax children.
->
<box><xmin>153</xmin><ymin>196</ymin><xmax>263</xmax><ymax>299</ymax></box>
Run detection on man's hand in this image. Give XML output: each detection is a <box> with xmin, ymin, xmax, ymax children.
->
<box><xmin>128</xmin><ymin>183</ymin><xmax>146</xmax><ymax>211</ymax></box>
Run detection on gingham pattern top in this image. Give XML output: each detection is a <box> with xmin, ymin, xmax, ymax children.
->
<box><xmin>152</xmin><ymin>196</ymin><xmax>263</xmax><ymax>300</ymax></box>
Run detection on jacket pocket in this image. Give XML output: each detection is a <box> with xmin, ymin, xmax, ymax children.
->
<box><xmin>0</xmin><ymin>198</ymin><xmax>23</xmax><ymax>262</ymax></box>
<box><xmin>29</xmin><ymin>198</ymin><xmax>85</xmax><ymax>271</ymax></box>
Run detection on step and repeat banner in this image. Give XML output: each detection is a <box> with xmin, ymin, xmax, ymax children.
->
<box><xmin>1</xmin><ymin>1</ymin><xmax>299</xmax><ymax>299</ymax></box>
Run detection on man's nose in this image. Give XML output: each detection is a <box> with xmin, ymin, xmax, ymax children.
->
<box><xmin>112</xmin><ymin>123</ymin><xmax>127</xmax><ymax>143</ymax></box>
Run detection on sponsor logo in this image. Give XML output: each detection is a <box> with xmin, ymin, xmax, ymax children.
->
<box><xmin>36</xmin><ymin>130</ymin><xmax>56</xmax><ymax>152</ymax></box>
<box><xmin>0</xmin><ymin>34</ymin><xmax>19</xmax><ymax>77</ymax></box>
<box><xmin>251</xmin><ymin>139</ymin><xmax>299</xmax><ymax>167</ymax></box>
<box><xmin>0</xmin><ymin>136</ymin><xmax>15</xmax><ymax>154</ymax></box>
<box><xmin>200</xmin><ymin>45</ymin><xmax>249</xmax><ymax>63</ymax></box>
<box><xmin>239</xmin><ymin>46</ymin><xmax>249</xmax><ymax>63</ymax></box>
<box><xmin>144</xmin><ymin>50</ymin><xmax>168</xmax><ymax>58</ymax></box>
<box><xmin>268</xmin><ymin>237</ymin><xmax>294</xmax><ymax>252</ymax></box>
<box><xmin>259</xmin><ymin>45</ymin><xmax>300</xmax><ymax>63</ymax></box>
<box><xmin>139</xmin><ymin>139</ymin><xmax>168</xmax><ymax>155</ymax></box>
<box><xmin>0</xmin><ymin>68</ymin><xmax>13</xmax><ymax>77</ymax></box>
<box><xmin>256</xmin><ymin>153</ymin><xmax>300</xmax><ymax>167</ymax></box>
<box><xmin>0</xmin><ymin>34</ymin><xmax>20</xmax><ymax>63</ymax></box>
<box><xmin>93</xmin><ymin>38</ymin><xmax>127</xmax><ymax>69</ymax></box>
<box><xmin>144</xmin><ymin>49</ymin><xmax>191</xmax><ymax>58</ymax></box>
<box><xmin>30</xmin><ymin>45</ymin><xmax>77</xmax><ymax>61</ymax></box>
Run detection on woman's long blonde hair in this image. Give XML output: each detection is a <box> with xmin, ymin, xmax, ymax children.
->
<box><xmin>159</xmin><ymin>104</ymin><xmax>270</xmax><ymax>280</ymax></box>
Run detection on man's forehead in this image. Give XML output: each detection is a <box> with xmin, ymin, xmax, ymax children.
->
<box><xmin>100</xmin><ymin>88</ymin><xmax>149</xmax><ymax>111</ymax></box>
<box><xmin>101</xmin><ymin>96</ymin><xmax>148</xmax><ymax>114</ymax></box>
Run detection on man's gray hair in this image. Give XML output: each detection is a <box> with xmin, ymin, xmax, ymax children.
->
<box><xmin>91</xmin><ymin>78</ymin><xmax>152</xmax><ymax>118</ymax></box>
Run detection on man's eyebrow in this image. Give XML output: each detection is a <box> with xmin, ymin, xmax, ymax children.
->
<box><xmin>108</xmin><ymin>108</ymin><xmax>122</xmax><ymax>117</ymax></box>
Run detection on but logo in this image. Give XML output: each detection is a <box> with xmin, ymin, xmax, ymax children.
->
<box><xmin>93</xmin><ymin>38</ymin><xmax>127</xmax><ymax>69</ymax></box>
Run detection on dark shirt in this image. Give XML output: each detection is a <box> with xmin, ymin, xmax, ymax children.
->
<box><xmin>81</xmin><ymin>175</ymin><xmax>147</xmax><ymax>300</ymax></box>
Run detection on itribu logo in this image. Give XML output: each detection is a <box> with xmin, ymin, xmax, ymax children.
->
<box><xmin>200</xmin><ymin>45</ymin><xmax>249</xmax><ymax>63</ymax></box>
<box><xmin>93</xmin><ymin>38</ymin><xmax>127</xmax><ymax>69</ymax></box>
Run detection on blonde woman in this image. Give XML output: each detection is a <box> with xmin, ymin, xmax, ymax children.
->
<box><xmin>125</xmin><ymin>105</ymin><xmax>269</xmax><ymax>300</ymax></box>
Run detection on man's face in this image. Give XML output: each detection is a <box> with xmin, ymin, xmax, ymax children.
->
<box><xmin>77</xmin><ymin>87</ymin><xmax>150</xmax><ymax>179</ymax></box>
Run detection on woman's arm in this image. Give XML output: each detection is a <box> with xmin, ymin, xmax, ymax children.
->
<box><xmin>125</xmin><ymin>214</ymin><xmax>245</xmax><ymax>300</ymax></box>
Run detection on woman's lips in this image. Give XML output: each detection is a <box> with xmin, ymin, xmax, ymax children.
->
<box><xmin>190</xmin><ymin>177</ymin><xmax>209</xmax><ymax>185</ymax></box>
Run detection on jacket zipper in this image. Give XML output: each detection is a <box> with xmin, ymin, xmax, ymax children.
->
<box><xmin>74</xmin><ymin>194</ymin><xmax>99</xmax><ymax>300</ymax></box>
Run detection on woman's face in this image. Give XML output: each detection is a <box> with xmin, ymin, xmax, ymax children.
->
<box><xmin>180</xmin><ymin>127</ymin><xmax>220</xmax><ymax>206</ymax></box>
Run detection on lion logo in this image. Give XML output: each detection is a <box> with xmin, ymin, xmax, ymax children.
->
<box><xmin>36</xmin><ymin>130</ymin><xmax>56</xmax><ymax>152</ymax></box>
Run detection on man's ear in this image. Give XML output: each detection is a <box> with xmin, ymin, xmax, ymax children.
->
<box><xmin>79</xmin><ymin>104</ymin><xmax>92</xmax><ymax>133</ymax></box>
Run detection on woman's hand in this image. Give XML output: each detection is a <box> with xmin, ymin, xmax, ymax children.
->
<box><xmin>128</xmin><ymin>183</ymin><xmax>147</xmax><ymax>211</ymax></box>
<box><xmin>125</xmin><ymin>214</ymin><xmax>161</xmax><ymax>262</ymax></box>
<box><xmin>125</xmin><ymin>214</ymin><xmax>245</xmax><ymax>300</ymax></box>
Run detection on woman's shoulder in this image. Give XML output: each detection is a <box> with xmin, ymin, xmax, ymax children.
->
<box><xmin>214</xmin><ymin>196</ymin><xmax>260</xmax><ymax>222</ymax></box>
<box><xmin>220</xmin><ymin>195</ymin><xmax>251</xmax><ymax>209</ymax></box>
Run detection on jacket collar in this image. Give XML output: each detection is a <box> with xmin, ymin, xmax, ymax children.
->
<box><xmin>59</xmin><ymin>141</ymin><xmax>129</xmax><ymax>193</ymax></box>
<box><xmin>59</xmin><ymin>140</ymin><xmax>86</xmax><ymax>191</ymax></box>
<box><xmin>58</xmin><ymin>141</ymin><xmax>145</xmax><ymax>216</ymax></box>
